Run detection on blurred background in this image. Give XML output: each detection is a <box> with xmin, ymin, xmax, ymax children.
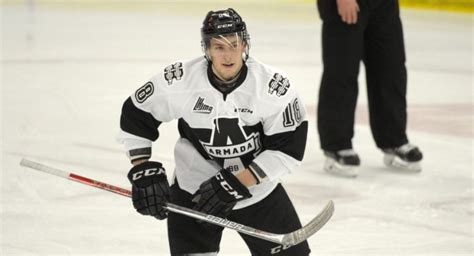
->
<box><xmin>1</xmin><ymin>0</ymin><xmax>473</xmax><ymax>255</ymax></box>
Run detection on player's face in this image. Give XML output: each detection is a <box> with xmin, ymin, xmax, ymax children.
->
<box><xmin>208</xmin><ymin>34</ymin><xmax>246</xmax><ymax>81</ymax></box>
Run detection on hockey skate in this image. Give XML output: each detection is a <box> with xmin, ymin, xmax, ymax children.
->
<box><xmin>382</xmin><ymin>143</ymin><xmax>423</xmax><ymax>172</ymax></box>
<box><xmin>323</xmin><ymin>149</ymin><xmax>360</xmax><ymax>178</ymax></box>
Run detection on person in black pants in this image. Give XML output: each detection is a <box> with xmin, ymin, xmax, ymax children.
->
<box><xmin>316</xmin><ymin>0</ymin><xmax>423</xmax><ymax>177</ymax></box>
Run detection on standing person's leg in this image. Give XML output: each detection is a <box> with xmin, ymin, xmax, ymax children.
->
<box><xmin>317</xmin><ymin>0</ymin><xmax>364</xmax><ymax>151</ymax></box>
<box><xmin>168</xmin><ymin>182</ymin><xmax>224</xmax><ymax>255</ymax></box>
<box><xmin>363</xmin><ymin>0</ymin><xmax>422</xmax><ymax>170</ymax></box>
<box><xmin>364</xmin><ymin>0</ymin><xmax>408</xmax><ymax>148</ymax></box>
<box><xmin>316</xmin><ymin>0</ymin><xmax>369</xmax><ymax>176</ymax></box>
<box><xmin>229</xmin><ymin>184</ymin><xmax>310</xmax><ymax>255</ymax></box>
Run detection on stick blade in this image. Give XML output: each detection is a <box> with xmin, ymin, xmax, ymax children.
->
<box><xmin>282</xmin><ymin>200</ymin><xmax>334</xmax><ymax>246</ymax></box>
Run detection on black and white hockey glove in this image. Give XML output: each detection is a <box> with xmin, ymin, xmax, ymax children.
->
<box><xmin>192</xmin><ymin>168</ymin><xmax>252</xmax><ymax>218</ymax></box>
<box><xmin>127</xmin><ymin>161</ymin><xmax>170</xmax><ymax>220</ymax></box>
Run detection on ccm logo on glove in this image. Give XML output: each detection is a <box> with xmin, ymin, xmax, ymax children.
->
<box><xmin>216</xmin><ymin>172</ymin><xmax>245</xmax><ymax>200</ymax></box>
<box><xmin>132</xmin><ymin>167</ymin><xmax>165</xmax><ymax>180</ymax></box>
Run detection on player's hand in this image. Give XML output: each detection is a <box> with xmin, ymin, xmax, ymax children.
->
<box><xmin>127</xmin><ymin>161</ymin><xmax>170</xmax><ymax>220</ymax></box>
<box><xmin>337</xmin><ymin>0</ymin><xmax>359</xmax><ymax>24</ymax></box>
<box><xmin>192</xmin><ymin>167</ymin><xmax>252</xmax><ymax>218</ymax></box>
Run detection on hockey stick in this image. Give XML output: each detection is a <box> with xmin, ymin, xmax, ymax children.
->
<box><xmin>19</xmin><ymin>158</ymin><xmax>334</xmax><ymax>246</ymax></box>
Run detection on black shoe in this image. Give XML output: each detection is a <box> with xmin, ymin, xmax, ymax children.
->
<box><xmin>383</xmin><ymin>144</ymin><xmax>423</xmax><ymax>172</ymax></box>
<box><xmin>323</xmin><ymin>149</ymin><xmax>360</xmax><ymax>177</ymax></box>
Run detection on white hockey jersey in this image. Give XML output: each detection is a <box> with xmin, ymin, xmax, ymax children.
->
<box><xmin>118</xmin><ymin>56</ymin><xmax>308</xmax><ymax>209</ymax></box>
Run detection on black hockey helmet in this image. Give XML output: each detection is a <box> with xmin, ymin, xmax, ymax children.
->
<box><xmin>201</xmin><ymin>8</ymin><xmax>250</xmax><ymax>61</ymax></box>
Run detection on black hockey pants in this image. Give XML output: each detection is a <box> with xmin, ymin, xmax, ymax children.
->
<box><xmin>317</xmin><ymin>0</ymin><xmax>409</xmax><ymax>151</ymax></box>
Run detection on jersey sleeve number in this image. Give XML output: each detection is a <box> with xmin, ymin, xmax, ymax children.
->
<box><xmin>282</xmin><ymin>98</ymin><xmax>302</xmax><ymax>127</ymax></box>
<box><xmin>135</xmin><ymin>82</ymin><xmax>154</xmax><ymax>103</ymax></box>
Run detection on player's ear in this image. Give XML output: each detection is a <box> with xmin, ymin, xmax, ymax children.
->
<box><xmin>240</xmin><ymin>41</ymin><xmax>247</xmax><ymax>52</ymax></box>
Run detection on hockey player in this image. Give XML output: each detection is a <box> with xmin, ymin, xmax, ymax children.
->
<box><xmin>118</xmin><ymin>8</ymin><xmax>311</xmax><ymax>255</ymax></box>
<box><xmin>316</xmin><ymin>0</ymin><xmax>423</xmax><ymax>177</ymax></box>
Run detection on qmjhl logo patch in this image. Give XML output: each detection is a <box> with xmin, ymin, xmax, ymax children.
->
<box><xmin>192</xmin><ymin>97</ymin><xmax>213</xmax><ymax>114</ymax></box>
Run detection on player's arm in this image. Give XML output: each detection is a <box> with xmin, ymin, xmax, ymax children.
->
<box><xmin>248</xmin><ymin>85</ymin><xmax>308</xmax><ymax>184</ymax></box>
<box><xmin>235</xmin><ymin>169</ymin><xmax>258</xmax><ymax>187</ymax></box>
<box><xmin>118</xmin><ymin>74</ymin><xmax>183</xmax><ymax>220</ymax></box>
<box><xmin>119</xmin><ymin>95</ymin><xmax>161</xmax><ymax>162</ymax></box>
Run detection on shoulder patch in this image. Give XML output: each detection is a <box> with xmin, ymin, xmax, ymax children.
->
<box><xmin>268</xmin><ymin>73</ymin><xmax>290</xmax><ymax>97</ymax></box>
<box><xmin>164</xmin><ymin>62</ymin><xmax>184</xmax><ymax>85</ymax></box>
<box><xmin>135</xmin><ymin>81</ymin><xmax>154</xmax><ymax>103</ymax></box>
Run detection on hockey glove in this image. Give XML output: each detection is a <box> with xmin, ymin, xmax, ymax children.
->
<box><xmin>127</xmin><ymin>161</ymin><xmax>170</xmax><ymax>220</ymax></box>
<box><xmin>192</xmin><ymin>168</ymin><xmax>252</xmax><ymax>218</ymax></box>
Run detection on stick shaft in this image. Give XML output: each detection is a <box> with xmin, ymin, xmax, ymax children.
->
<box><xmin>20</xmin><ymin>158</ymin><xmax>132</xmax><ymax>197</ymax></box>
<box><xmin>20</xmin><ymin>158</ymin><xmax>333</xmax><ymax>246</ymax></box>
<box><xmin>19</xmin><ymin>159</ymin><xmax>287</xmax><ymax>244</ymax></box>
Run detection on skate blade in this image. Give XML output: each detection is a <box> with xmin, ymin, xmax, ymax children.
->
<box><xmin>324</xmin><ymin>158</ymin><xmax>358</xmax><ymax>178</ymax></box>
<box><xmin>384</xmin><ymin>154</ymin><xmax>422</xmax><ymax>172</ymax></box>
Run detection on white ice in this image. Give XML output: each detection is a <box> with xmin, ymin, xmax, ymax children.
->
<box><xmin>1</xmin><ymin>1</ymin><xmax>472</xmax><ymax>255</ymax></box>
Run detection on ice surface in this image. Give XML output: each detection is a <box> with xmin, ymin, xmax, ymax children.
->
<box><xmin>1</xmin><ymin>1</ymin><xmax>472</xmax><ymax>255</ymax></box>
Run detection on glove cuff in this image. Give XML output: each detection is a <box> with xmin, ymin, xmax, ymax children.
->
<box><xmin>128</xmin><ymin>161</ymin><xmax>167</xmax><ymax>187</ymax></box>
<box><xmin>217</xmin><ymin>168</ymin><xmax>252</xmax><ymax>200</ymax></box>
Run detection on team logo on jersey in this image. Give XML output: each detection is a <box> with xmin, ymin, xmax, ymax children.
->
<box><xmin>282</xmin><ymin>98</ymin><xmax>302</xmax><ymax>127</ymax></box>
<box><xmin>268</xmin><ymin>73</ymin><xmax>290</xmax><ymax>97</ymax></box>
<box><xmin>135</xmin><ymin>82</ymin><xmax>154</xmax><ymax>103</ymax></box>
<box><xmin>192</xmin><ymin>97</ymin><xmax>213</xmax><ymax>114</ymax></box>
<box><xmin>164</xmin><ymin>62</ymin><xmax>184</xmax><ymax>85</ymax></box>
<box><xmin>200</xmin><ymin>118</ymin><xmax>262</xmax><ymax>168</ymax></box>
